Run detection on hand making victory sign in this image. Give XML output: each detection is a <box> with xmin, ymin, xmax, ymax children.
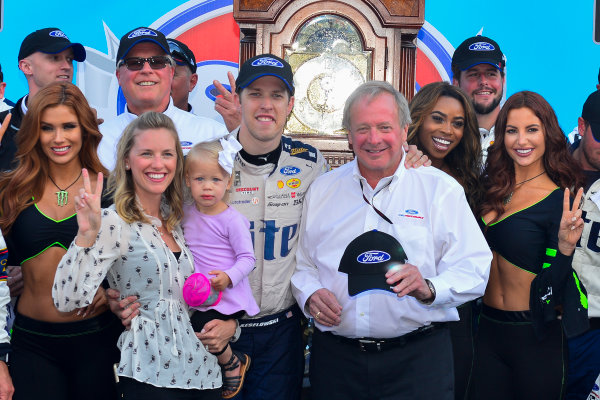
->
<box><xmin>74</xmin><ymin>168</ymin><xmax>104</xmax><ymax>248</ymax></box>
<box><xmin>558</xmin><ymin>187</ymin><xmax>585</xmax><ymax>256</ymax></box>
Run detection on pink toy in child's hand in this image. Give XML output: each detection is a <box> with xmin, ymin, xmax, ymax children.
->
<box><xmin>182</xmin><ymin>273</ymin><xmax>223</xmax><ymax>307</ymax></box>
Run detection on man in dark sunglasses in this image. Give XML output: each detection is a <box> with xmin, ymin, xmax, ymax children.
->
<box><xmin>167</xmin><ymin>39</ymin><xmax>198</xmax><ymax>114</ymax></box>
<box><xmin>97</xmin><ymin>27</ymin><xmax>228</xmax><ymax>170</ymax></box>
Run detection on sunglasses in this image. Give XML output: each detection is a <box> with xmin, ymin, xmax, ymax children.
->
<box><xmin>167</xmin><ymin>40</ymin><xmax>196</xmax><ymax>72</ymax></box>
<box><xmin>119</xmin><ymin>56</ymin><xmax>171</xmax><ymax>71</ymax></box>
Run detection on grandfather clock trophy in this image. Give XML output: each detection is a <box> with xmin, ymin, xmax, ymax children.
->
<box><xmin>234</xmin><ymin>0</ymin><xmax>425</xmax><ymax>167</ymax></box>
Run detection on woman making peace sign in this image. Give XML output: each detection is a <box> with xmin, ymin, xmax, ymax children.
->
<box><xmin>53</xmin><ymin>112</ymin><xmax>222</xmax><ymax>400</ymax></box>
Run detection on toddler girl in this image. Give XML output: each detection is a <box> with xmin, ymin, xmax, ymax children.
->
<box><xmin>182</xmin><ymin>136</ymin><xmax>259</xmax><ymax>399</ymax></box>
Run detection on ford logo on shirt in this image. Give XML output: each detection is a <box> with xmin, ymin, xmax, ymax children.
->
<box><xmin>468</xmin><ymin>42</ymin><xmax>495</xmax><ymax>51</ymax></box>
<box><xmin>252</xmin><ymin>57</ymin><xmax>284</xmax><ymax>68</ymax></box>
<box><xmin>280</xmin><ymin>166</ymin><xmax>300</xmax><ymax>176</ymax></box>
<box><xmin>405</xmin><ymin>209</ymin><xmax>418</xmax><ymax>215</ymax></box>
<box><xmin>357</xmin><ymin>251</ymin><xmax>391</xmax><ymax>264</ymax></box>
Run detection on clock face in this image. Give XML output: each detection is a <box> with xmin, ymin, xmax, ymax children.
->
<box><xmin>285</xmin><ymin>14</ymin><xmax>371</xmax><ymax>136</ymax></box>
<box><xmin>290</xmin><ymin>53</ymin><xmax>365</xmax><ymax>134</ymax></box>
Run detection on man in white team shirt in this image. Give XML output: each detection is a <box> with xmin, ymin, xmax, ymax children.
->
<box><xmin>97</xmin><ymin>27</ymin><xmax>227</xmax><ymax>170</ymax></box>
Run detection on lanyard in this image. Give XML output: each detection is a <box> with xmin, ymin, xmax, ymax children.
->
<box><xmin>359</xmin><ymin>180</ymin><xmax>393</xmax><ymax>224</ymax></box>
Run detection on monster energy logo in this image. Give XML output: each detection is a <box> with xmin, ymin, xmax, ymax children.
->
<box><xmin>56</xmin><ymin>190</ymin><xmax>69</xmax><ymax>207</ymax></box>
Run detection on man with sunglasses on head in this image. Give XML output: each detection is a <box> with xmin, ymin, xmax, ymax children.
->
<box><xmin>97</xmin><ymin>27</ymin><xmax>227</xmax><ymax>170</ymax></box>
<box><xmin>167</xmin><ymin>38</ymin><xmax>198</xmax><ymax>114</ymax></box>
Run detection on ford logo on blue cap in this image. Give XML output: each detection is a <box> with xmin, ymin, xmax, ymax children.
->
<box><xmin>280</xmin><ymin>166</ymin><xmax>300</xmax><ymax>176</ymax></box>
<box><xmin>357</xmin><ymin>251</ymin><xmax>391</xmax><ymax>264</ymax></box>
<box><xmin>128</xmin><ymin>29</ymin><xmax>157</xmax><ymax>39</ymax></box>
<box><xmin>49</xmin><ymin>30</ymin><xmax>68</xmax><ymax>39</ymax></box>
<box><xmin>468</xmin><ymin>42</ymin><xmax>495</xmax><ymax>51</ymax></box>
<box><xmin>252</xmin><ymin>57</ymin><xmax>284</xmax><ymax>68</ymax></box>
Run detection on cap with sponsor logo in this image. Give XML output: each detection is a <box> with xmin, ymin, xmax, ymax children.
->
<box><xmin>338</xmin><ymin>230</ymin><xmax>408</xmax><ymax>296</ymax></box>
<box><xmin>452</xmin><ymin>36</ymin><xmax>504</xmax><ymax>72</ymax></box>
<box><xmin>116</xmin><ymin>27</ymin><xmax>170</xmax><ymax>65</ymax></box>
<box><xmin>18</xmin><ymin>28</ymin><xmax>86</xmax><ymax>62</ymax></box>
<box><xmin>167</xmin><ymin>38</ymin><xmax>197</xmax><ymax>73</ymax></box>
<box><xmin>236</xmin><ymin>54</ymin><xmax>294</xmax><ymax>96</ymax></box>
<box><xmin>582</xmin><ymin>90</ymin><xmax>600</xmax><ymax>142</ymax></box>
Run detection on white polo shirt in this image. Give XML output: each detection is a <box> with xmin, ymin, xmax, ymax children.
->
<box><xmin>98</xmin><ymin>98</ymin><xmax>228</xmax><ymax>170</ymax></box>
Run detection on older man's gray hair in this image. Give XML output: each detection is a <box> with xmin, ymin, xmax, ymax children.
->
<box><xmin>341</xmin><ymin>81</ymin><xmax>412</xmax><ymax>131</ymax></box>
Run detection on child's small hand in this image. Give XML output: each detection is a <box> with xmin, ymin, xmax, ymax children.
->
<box><xmin>209</xmin><ymin>270</ymin><xmax>232</xmax><ymax>291</ymax></box>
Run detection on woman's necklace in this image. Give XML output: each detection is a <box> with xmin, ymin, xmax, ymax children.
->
<box><xmin>503</xmin><ymin>170</ymin><xmax>546</xmax><ymax>205</ymax></box>
<box><xmin>48</xmin><ymin>171</ymin><xmax>82</xmax><ymax>207</ymax></box>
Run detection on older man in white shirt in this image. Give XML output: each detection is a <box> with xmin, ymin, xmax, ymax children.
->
<box><xmin>291</xmin><ymin>81</ymin><xmax>492</xmax><ymax>400</ymax></box>
<box><xmin>98</xmin><ymin>27</ymin><xmax>227</xmax><ymax>170</ymax></box>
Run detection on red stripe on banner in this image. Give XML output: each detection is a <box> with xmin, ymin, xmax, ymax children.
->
<box><xmin>175</xmin><ymin>13</ymin><xmax>240</xmax><ymax>63</ymax></box>
<box><xmin>416</xmin><ymin>48</ymin><xmax>442</xmax><ymax>88</ymax></box>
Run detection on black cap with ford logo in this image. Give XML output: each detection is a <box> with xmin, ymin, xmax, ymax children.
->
<box><xmin>452</xmin><ymin>36</ymin><xmax>505</xmax><ymax>72</ymax></box>
<box><xmin>338</xmin><ymin>230</ymin><xmax>408</xmax><ymax>296</ymax></box>
<box><xmin>235</xmin><ymin>53</ymin><xmax>295</xmax><ymax>96</ymax></box>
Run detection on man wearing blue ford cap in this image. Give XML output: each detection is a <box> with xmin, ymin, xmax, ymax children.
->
<box><xmin>97</xmin><ymin>27</ymin><xmax>228</xmax><ymax>170</ymax></box>
<box><xmin>224</xmin><ymin>53</ymin><xmax>328</xmax><ymax>400</ymax></box>
<box><xmin>452</xmin><ymin>35</ymin><xmax>506</xmax><ymax>163</ymax></box>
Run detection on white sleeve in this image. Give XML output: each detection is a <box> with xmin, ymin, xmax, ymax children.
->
<box><xmin>427</xmin><ymin>185</ymin><xmax>492</xmax><ymax>307</ymax></box>
<box><xmin>52</xmin><ymin>209</ymin><xmax>123</xmax><ymax>311</ymax></box>
<box><xmin>291</xmin><ymin>185</ymin><xmax>324</xmax><ymax>316</ymax></box>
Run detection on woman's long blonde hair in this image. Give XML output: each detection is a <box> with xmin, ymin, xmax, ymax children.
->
<box><xmin>107</xmin><ymin>111</ymin><xmax>184</xmax><ymax>232</ymax></box>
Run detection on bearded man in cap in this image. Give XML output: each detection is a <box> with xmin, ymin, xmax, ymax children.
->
<box><xmin>451</xmin><ymin>35</ymin><xmax>505</xmax><ymax>163</ymax></box>
<box><xmin>291</xmin><ymin>80</ymin><xmax>491</xmax><ymax>400</ymax></box>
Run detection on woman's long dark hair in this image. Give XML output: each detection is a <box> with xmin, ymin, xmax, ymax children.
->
<box><xmin>407</xmin><ymin>81</ymin><xmax>484</xmax><ymax>212</ymax></box>
<box><xmin>479</xmin><ymin>91</ymin><xmax>584</xmax><ymax>222</ymax></box>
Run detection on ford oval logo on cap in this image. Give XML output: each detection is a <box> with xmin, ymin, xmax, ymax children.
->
<box><xmin>468</xmin><ymin>42</ymin><xmax>495</xmax><ymax>51</ymax></box>
<box><xmin>357</xmin><ymin>251</ymin><xmax>391</xmax><ymax>264</ymax></box>
<box><xmin>128</xmin><ymin>29</ymin><xmax>157</xmax><ymax>39</ymax></box>
<box><xmin>252</xmin><ymin>57</ymin><xmax>284</xmax><ymax>68</ymax></box>
<box><xmin>280</xmin><ymin>166</ymin><xmax>300</xmax><ymax>176</ymax></box>
<box><xmin>49</xmin><ymin>30</ymin><xmax>68</xmax><ymax>39</ymax></box>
